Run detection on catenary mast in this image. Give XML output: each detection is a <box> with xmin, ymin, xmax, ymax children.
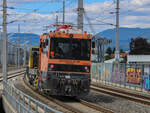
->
<box><xmin>77</xmin><ymin>0</ymin><xmax>84</xmax><ymax>31</ymax></box>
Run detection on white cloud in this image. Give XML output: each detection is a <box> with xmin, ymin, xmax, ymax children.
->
<box><xmin>7</xmin><ymin>0</ymin><xmax>61</xmax><ymax>4</ymax></box>
<box><xmin>83</xmin><ymin>0</ymin><xmax>150</xmax><ymax>33</ymax></box>
<box><xmin>131</xmin><ymin>0</ymin><xmax>150</xmax><ymax>6</ymax></box>
<box><xmin>5</xmin><ymin>10</ymin><xmax>56</xmax><ymax>34</ymax></box>
<box><xmin>0</xmin><ymin>0</ymin><xmax>150</xmax><ymax>34</ymax></box>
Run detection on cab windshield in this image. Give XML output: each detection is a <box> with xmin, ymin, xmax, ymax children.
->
<box><xmin>50</xmin><ymin>38</ymin><xmax>91</xmax><ymax>60</ymax></box>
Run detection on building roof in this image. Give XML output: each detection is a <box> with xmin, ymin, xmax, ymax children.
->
<box><xmin>127</xmin><ymin>55</ymin><xmax>150</xmax><ymax>63</ymax></box>
<box><xmin>104</xmin><ymin>58</ymin><xmax>123</xmax><ymax>63</ymax></box>
<box><xmin>112</xmin><ymin>52</ymin><xmax>128</xmax><ymax>58</ymax></box>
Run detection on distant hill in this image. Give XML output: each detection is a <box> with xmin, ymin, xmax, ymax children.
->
<box><xmin>5</xmin><ymin>27</ymin><xmax>150</xmax><ymax>50</ymax></box>
<box><xmin>7</xmin><ymin>33</ymin><xmax>40</xmax><ymax>47</ymax></box>
<box><xmin>95</xmin><ymin>27</ymin><xmax>150</xmax><ymax>51</ymax></box>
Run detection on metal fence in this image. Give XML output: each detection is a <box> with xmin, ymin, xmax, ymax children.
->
<box><xmin>0</xmin><ymin>40</ymin><xmax>24</xmax><ymax>65</ymax></box>
<box><xmin>3</xmin><ymin>80</ymin><xmax>62</xmax><ymax>113</ymax></box>
<box><xmin>91</xmin><ymin>63</ymin><xmax>150</xmax><ymax>92</ymax></box>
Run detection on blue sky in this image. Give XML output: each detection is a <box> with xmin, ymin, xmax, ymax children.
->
<box><xmin>1</xmin><ymin>0</ymin><xmax>150</xmax><ymax>34</ymax></box>
<box><xmin>14</xmin><ymin>0</ymin><xmax>105</xmax><ymax>14</ymax></box>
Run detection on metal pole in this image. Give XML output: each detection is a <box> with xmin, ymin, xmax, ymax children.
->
<box><xmin>23</xmin><ymin>35</ymin><xmax>26</xmax><ymax>67</ymax></box>
<box><xmin>102</xmin><ymin>40</ymin><xmax>105</xmax><ymax>63</ymax></box>
<box><xmin>2</xmin><ymin>0</ymin><xmax>7</xmax><ymax>81</ymax></box>
<box><xmin>0</xmin><ymin>28</ymin><xmax>2</xmax><ymax>40</ymax></box>
<box><xmin>0</xmin><ymin>28</ymin><xmax>2</xmax><ymax>65</ymax></box>
<box><xmin>15</xmin><ymin>44</ymin><xmax>17</xmax><ymax>68</ymax></box>
<box><xmin>56</xmin><ymin>14</ymin><xmax>58</xmax><ymax>25</ymax></box>
<box><xmin>77</xmin><ymin>0</ymin><xmax>84</xmax><ymax>31</ymax></box>
<box><xmin>29</xmin><ymin>32</ymin><xmax>31</xmax><ymax>46</ymax></box>
<box><xmin>17</xmin><ymin>24</ymin><xmax>20</xmax><ymax>68</ymax></box>
<box><xmin>98</xmin><ymin>44</ymin><xmax>100</xmax><ymax>62</ymax></box>
<box><xmin>63</xmin><ymin>0</ymin><xmax>65</xmax><ymax>25</ymax></box>
<box><xmin>115</xmin><ymin>0</ymin><xmax>120</xmax><ymax>61</ymax></box>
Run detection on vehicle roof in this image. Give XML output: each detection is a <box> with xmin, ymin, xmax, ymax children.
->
<box><xmin>40</xmin><ymin>31</ymin><xmax>93</xmax><ymax>40</ymax></box>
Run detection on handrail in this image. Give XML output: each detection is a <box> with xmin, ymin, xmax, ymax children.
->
<box><xmin>3</xmin><ymin>80</ymin><xmax>62</xmax><ymax>113</ymax></box>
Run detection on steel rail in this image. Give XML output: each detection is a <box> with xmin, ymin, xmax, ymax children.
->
<box><xmin>23</xmin><ymin>76</ymin><xmax>82</xmax><ymax>113</ymax></box>
<box><xmin>4</xmin><ymin>78</ymin><xmax>61</xmax><ymax>113</ymax></box>
<box><xmin>23</xmin><ymin>75</ymin><xmax>114</xmax><ymax>113</ymax></box>
<box><xmin>91</xmin><ymin>84</ymin><xmax>150</xmax><ymax>106</ymax></box>
<box><xmin>0</xmin><ymin>70</ymin><xmax>25</xmax><ymax>82</ymax></box>
<box><xmin>78</xmin><ymin>99</ymin><xmax>115</xmax><ymax>113</ymax></box>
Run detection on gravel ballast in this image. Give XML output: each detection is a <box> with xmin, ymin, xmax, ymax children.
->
<box><xmin>81</xmin><ymin>90</ymin><xmax>150</xmax><ymax>113</ymax></box>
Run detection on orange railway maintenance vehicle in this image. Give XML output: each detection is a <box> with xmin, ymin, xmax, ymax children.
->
<box><xmin>27</xmin><ymin>25</ymin><xmax>93</xmax><ymax>97</ymax></box>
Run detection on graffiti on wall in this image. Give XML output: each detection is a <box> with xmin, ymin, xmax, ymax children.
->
<box><xmin>91</xmin><ymin>63</ymin><xmax>112</xmax><ymax>81</ymax></box>
<box><xmin>111</xmin><ymin>64</ymin><xmax>125</xmax><ymax>84</ymax></box>
<box><xmin>144</xmin><ymin>76</ymin><xmax>150</xmax><ymax>90</ymax></box>
<box><xmin>101</xmin><ymin>64</ymin><xmax>112</xmax><ymax>81</ymax></box>
<box><xmin>91</xmin><ymin>63</ymin><xmax>100</xmax><ymax>79</ymax></box>
<box><xmin>126</xmin><ymin>68</ymin><xmax>142</xmax><ymax>85</ymax></box>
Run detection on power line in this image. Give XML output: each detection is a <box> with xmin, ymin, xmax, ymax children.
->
<box><xmin>5</xmin><ymin>8</ymin><xmax>39</xmax><ymax>25</ymax></box>
<box><xmin>94</xmin><ymin>18</ymin><xmax>115</xmax><ymax>26</ymax></box>
<box><xmin>7</xmin><ymin>6</ymin><xmax>38</xmax><ymax>11</ymax></box>
<box><xmin>84</xmin><ymin>11</ymin><xmax>96</xmax><ymax>34</ymax></box>
<box><xmin>82</xmin><ymin>0</ymin><xmax>115</xmax><ymax>28</ymax></box>
<box><xmin>87</xmin><ymin>0</ymin><xmax>115</xmax><ymax>21</ymax></box>
<box><xmin>7</xmin><ymin>0</ymin><xmax>62</xmax><ymax>4</ymax></box>
<box><xmin>120</xmin><ymin>6</ymin><xmax>147</xmax><ymax>17</ymax></box>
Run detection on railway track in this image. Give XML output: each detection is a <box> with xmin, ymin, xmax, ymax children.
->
<box><xmin>0</xmin><ymin>69</ymin><xmax>25</xmax><ymax>82</ymax></box>
<box><xmin>53</xmin><ymin>96</ymin><xmax>114</xmax><ymax>113</ymax></box>
<box><xmin>23</xmin><ymin>75</ymin><xmax>115</xmax><ymax>113</ymax></box>
<box><xmin>77</xmin><ymin>99</ymin><xmax>114</xmax><ymax>113</ymax></box>
<box><xmin>91</xmin><ymin>84</ymin><xmax>150</xmax><ymax>106</ymax></box>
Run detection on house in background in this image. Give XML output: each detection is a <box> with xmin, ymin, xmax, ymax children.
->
<box><xmin>127</xmin><ymin>55</ymin><xmax>150</xmax><ymax>75</ymax></box>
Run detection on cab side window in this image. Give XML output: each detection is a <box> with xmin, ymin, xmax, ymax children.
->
<box><xmin>43</xmin><ymin>39</ymin><xmax>49</xmax><ymax>56</ymax></box>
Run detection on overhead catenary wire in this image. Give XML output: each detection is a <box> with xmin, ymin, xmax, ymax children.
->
<box><xmin>84</xmin><ymin>10</ymin><xmax>96</xmax><ymax>34</ymax></box>
<box><xmin>6</xmin><ymin>6</ymin><xmax>38</xmax><ymax>11</ymax></box>
<box><xmin>86</xmin><ymin>0</ymin><xmax>115</xmax><ymax>22</ymax></box>
<box><xmin>0</xmin><ymin>0</ymin><xmax>116</xmax><ymax>30</ymax></box>
<box><xmin>2</xmin><ymin>0</ymin><xmax>147</xmax><ymax>34</ymax></box>
<box><xmin>4</xmin><ymin>8</ymin><xmax>40</xmax><ymax>25</ymax></box>
<box><xmin>79</xmin><ymin>0</ymin><xmax>116</xmax><ymax>33</ymax></box>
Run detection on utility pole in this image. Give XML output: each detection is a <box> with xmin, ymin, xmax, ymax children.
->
<box><xmin>63</xmin><ymin>0</ymin><xmax>65</xmax><ymax>24</ymax></box>
<box><xmin>56</xmin><ymin>14</ymin><xmax>58</xmax><ymax>25</ymax></box>
<box><xmin>77</xmin><ymin>0</ymin><xmax>84</xmax><ymax>31</ymax></box>
<box><xmin>29</xmin><ymin>32</ymin><xmax>31</xmax><ymax>46</ymax></box>
<box><xmin>23</xmin><ymin>34</ymin><xmax>26</xmax><ymax>67</ymax></box>
<box><xmin>2</xmin><ymin>0</ymin><xmax>7</xmax><ymax>81</ymax></box>
<box><xmin>115</xmin><ymin>0</ymin><xmax>120</xmax><ymax>61</ymax></box>
<box><xmin>15</xmin><ymin>44</ymin><xmax>17</xmax><ymax>68</ymax></box>
<box><xmin>17</xmin><ymin>24</ymin><xmax>20</xmax><ymax>68</ymax></box>
<box><xmin>0</xmin><ymin>28</ymin><xmax>2</xmax><ymax>40</ymax></box>
<box><xmin>0</xmin><ymin>28</ymin><xmax>1</xmax><ymax>65</ymax></box>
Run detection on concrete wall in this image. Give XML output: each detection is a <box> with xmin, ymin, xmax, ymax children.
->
<box><xmin>0</xmin><ymin>91</ymin><xmax>5</xmax><ymax>113</ymax></box>
<box><xmin>2</xmin><ymin>95</ymin><xmax>17</xmax><ymax>113</ymax></box>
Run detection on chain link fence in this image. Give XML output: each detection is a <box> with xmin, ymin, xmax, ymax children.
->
<box><xmin>91</xmin><ymin>63</ymin><xmax>150</xmax><ymax>92</ymax></box>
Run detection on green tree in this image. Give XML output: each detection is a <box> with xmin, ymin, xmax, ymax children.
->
<box><xmin>113</xmin><ymin>47</ymin><xmax>115</xmax><ymax>54</ymax></box>
<box><xmin>129</xmin><ymin>37</ymin><xmax>150</xmax><ymax>55</ymax></box>
<box><xmin>106</xmin><ymin>47</ymin><xmax>112</xmax><ymax>55</ymax></box>
<box><xmin>120</xmin><ymin>49</ymin><xmax>124</xmax><ymax>53</ymax></box>
<box><xmin>105</xmin><ymin>55</ymin><xmax>113</xmax><ymax>60</ymax></box>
